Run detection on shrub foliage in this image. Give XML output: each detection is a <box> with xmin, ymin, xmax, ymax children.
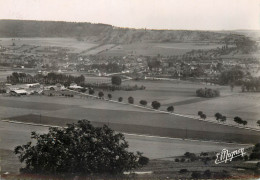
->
<box><xmin>196</xmin><ymin>88</ymin><xmax>220</xmax><ymax>98</ymax></box>
<box><xmin>14</xmin><ymin>120</ymin><xmax>147</xmax><ymax>175</ymax></box>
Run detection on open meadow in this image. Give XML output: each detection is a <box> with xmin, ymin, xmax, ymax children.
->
<box><xmin>106</xmin><ymin>80</ymin><xmax>260</xmax><ymax>128</ymax></box>
<box><xmin>99</xmin><ymin>42</ymin><xmax>225</xmax><ymax>56</ymax></box>
<box><xmin>0</xmin><ymin>120</ymin><xmax>251</xmax><ymax>174</ymax></box>
<box><xmin>0</xmin><ymin>38</ymin><xmax>227</xmax><ymax>57</ymax></box>
<box><xmin>0</xmin><ymin>86</ymin><xmax>259</xmax><ymax>144</ymax></box>
<box><xmin>0</xmin><ymin>38</ymin><xmax>98</xmax><ymax>54</ymax></box>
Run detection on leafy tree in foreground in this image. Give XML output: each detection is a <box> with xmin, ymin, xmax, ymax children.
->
<box><xmin>14</xmin><ymin>120</ymin><xmax>148</xmax><ymax>175</ymax></box>
<box><xmin>107</xmin><ymin>93</ymin><xmax>112</xmax><ymax>100</ymax></box>
<box><xmin>167</xmin><ymin>106</ymin><xmax>174</xmax><ymax>113</ymax></box>
<box><xmin>151</xmin><ymin>101</ymin><xmax>161</xmax><ymax>110</ymax></box>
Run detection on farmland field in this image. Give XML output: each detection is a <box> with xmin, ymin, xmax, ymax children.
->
<box><xmin>0</xmin><ymin>121</ymin><xmax>251</xmax><ymax>174</ymax></box>
<box><xmin>0</xmin><ymin>37</ymin><xmax>233</xmax><ymax>57</ymax></box>
<box><xmin>0</xmin><ymin>38</ymin><xmax>98</xmax><ymax>53</ymax></box>
<box><xmin>99</xmin><ymin>42</ymin><xmax>226</xmax><ymax>56</ymax></box>
<box><xmin>105</xmin><ymin>80</ymin><xmax>260</xmax><ymax>128</ymax></box>
<box><xmin>0</xmin><ymin>90</ymin><xmax>259</xmax><ymax>144</ymax></box>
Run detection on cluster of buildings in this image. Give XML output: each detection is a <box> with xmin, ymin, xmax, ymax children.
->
<box><xmin>2</xmin><ymin>82</ymin><xmax>84</xmax><ymax>96</ymax></box>
<box><xmin>0</xmin><ymin>39</ymin><xmax>260</xmax><ymax>82</ymax></box>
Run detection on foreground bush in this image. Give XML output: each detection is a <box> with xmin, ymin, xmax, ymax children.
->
<box><xmin>196</xmin><ymin>88</ymin><xmax>220</xmax><ymax>98</ymax></box>
<box><xmin>14</xmin><ymin>120</ymin><xmax>148</xmax><ymax>175</ymax></box>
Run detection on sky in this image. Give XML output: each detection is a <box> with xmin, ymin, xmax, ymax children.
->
<box><xmin>0</xmin><ymin>0</ymin><xmax>259</xmax><ymax>30</ymax></box>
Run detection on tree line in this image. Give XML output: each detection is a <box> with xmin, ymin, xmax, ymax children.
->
<box><xmin>7</xmin><ymin>72</ymin><xmax>85</xmax><ymax>85</ymax></box>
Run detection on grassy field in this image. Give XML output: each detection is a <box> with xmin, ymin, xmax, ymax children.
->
<box><xmin>0</xmin><ymin>93</ymin><xmax>259</xmax><ymax>144</ymax></box>
<box><xmin>0</xmin><ymin>120</ymin><xmax>253</xmax><ymax>176</ymax></box>
<box><xmin>0</xmin><ymin>38</ymin><xmax>98</xmax><ymax>53</ymax></box>
<box><xmin>1</xmin><ymin>38</ymin><xmax>224</xmax><ymax>56</ymax></box>
<box><xmin>99</xmin><ymin>42</ymin><xmax>225</xmax><ymax>56</ymax></box>
<box><xmin>1</xmin><ymin>77</ymin><xmax>260</xmax><ymax>129</ymax></box>
<box><xmin>105</xmin><ymin>80</ymin><xmax>260</xmax><ymax>128</ymax></box>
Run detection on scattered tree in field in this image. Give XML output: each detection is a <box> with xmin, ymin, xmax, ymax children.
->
<box><xmin>219</xmin><ymin>68</ymin><xmax>244</xmax><ymax>85</ymax></box>
<box><xmin>107</xmin><ymin>94</ymin><xmax>112</xmax><ymax>100</ymax></box>
<box><xmin>220</xmin><ymin>116</ymin><xmax>227</xmax><ymax>123</ymax></box>
<box><xmin>167</xmin><ymin>106</ymin><xmax>174</xmax><ymax>113</ymax></box>
<box><xmin>98</xmin><ymin>91</ymin><xmax>104</xmax><ymax>99</ymax></box>
<box><xmin>198</xmin><ymin>111</ymin><xmax>203</xmax><ymax>116</ymax></box>
<box><xmin>111</xmin><ymin>76</ymin><xmax>122</xmax><ymax>86</ymax></box>
<box><xmin>118</xmin><ymin>97</ymin><xmax>123</xmax><ymax>102</ymax></box>
<box><xmin>81</xmin><ymin>87</ymin><xmax>87</xmax><ymax>93</ymax></box>
<box><xmin>89</xmin><ymin>88</ymin><xmax>95</xmax><ymax>95</ymax></box>
<box><xmin>151</xmin><ymin>101</ymin><xmax>161</xmax><ymax>110</ymax></box>
<box><xmin>200</xmin><ymin>114</ymin><xmax>207</xmax><ymax>120</ymax></box>
<box><xmin>14</xmin><ymin>120</ymin><xmax>148</xmax><ymax>174</ymax></box>
<box><xmin>242</xmin><ymin>120</ymin><xmax>247</xmax><ymax>126</ymax></box>
<box><xmin>257</xmin><ymin>120</ymin><xmax>260</xmax><ymax>127</ymax></box>
<box><xmin>139</xmin><ymin>100</ymin><xmax>147</xmax><ymax>106</ymax></box>
<box><xmin>234</xmin><ymin>116</ymin><xmax>243</xmax><ymax>125</ymax></box>
<box><xmin>128</xmin><ymin>96</ymin><xmax>134</xmax><ymax>104</ymax></box>
<box><xmin>215</xmin><ymin>112</ymin><xmax>222</xmax><ymax>121</ymax></box>
<box><xmin>137</xmin><ymin>155</ymin><xmax>149</xmax><ymax>166</ymax></box>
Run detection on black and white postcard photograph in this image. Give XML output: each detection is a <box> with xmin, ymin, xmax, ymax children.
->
<box><xmin>0</xmin><ymin>0</ymin><xmax>260</xmax><ymax>179</ymax></box>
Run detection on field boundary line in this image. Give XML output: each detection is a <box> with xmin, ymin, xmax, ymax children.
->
<box><xmin>65</xmin><ymin>88</ymin><xmax>260</xmax><ymax>132</ymax></box>
<box><xmin>1</xmin><ymin>119</ymin><xmax>253</xmax><ymax>146</ymax></box>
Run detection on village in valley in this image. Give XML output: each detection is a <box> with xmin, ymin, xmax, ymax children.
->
<box><xmin>0</xmin><ymin>19</ymin><xmax>260</xmax><ymax>179</ymax></box>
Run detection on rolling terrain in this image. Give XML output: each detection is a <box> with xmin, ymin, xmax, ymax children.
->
<box><xmin>0</xmin><ymin>20</ymin><xmax>241</xmax><ymax>44</ymax></box>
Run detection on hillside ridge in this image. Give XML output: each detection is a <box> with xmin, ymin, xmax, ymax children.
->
<box><xmin>0</xmin><ymin>19</ymin><xmax>245</xmax><ymax>44</ymax></box>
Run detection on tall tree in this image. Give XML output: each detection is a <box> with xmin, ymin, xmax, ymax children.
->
<box><xmin>14</xmin><ymin>120</ymin><xmax>148</xmax><ymax>174</ymax></box>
